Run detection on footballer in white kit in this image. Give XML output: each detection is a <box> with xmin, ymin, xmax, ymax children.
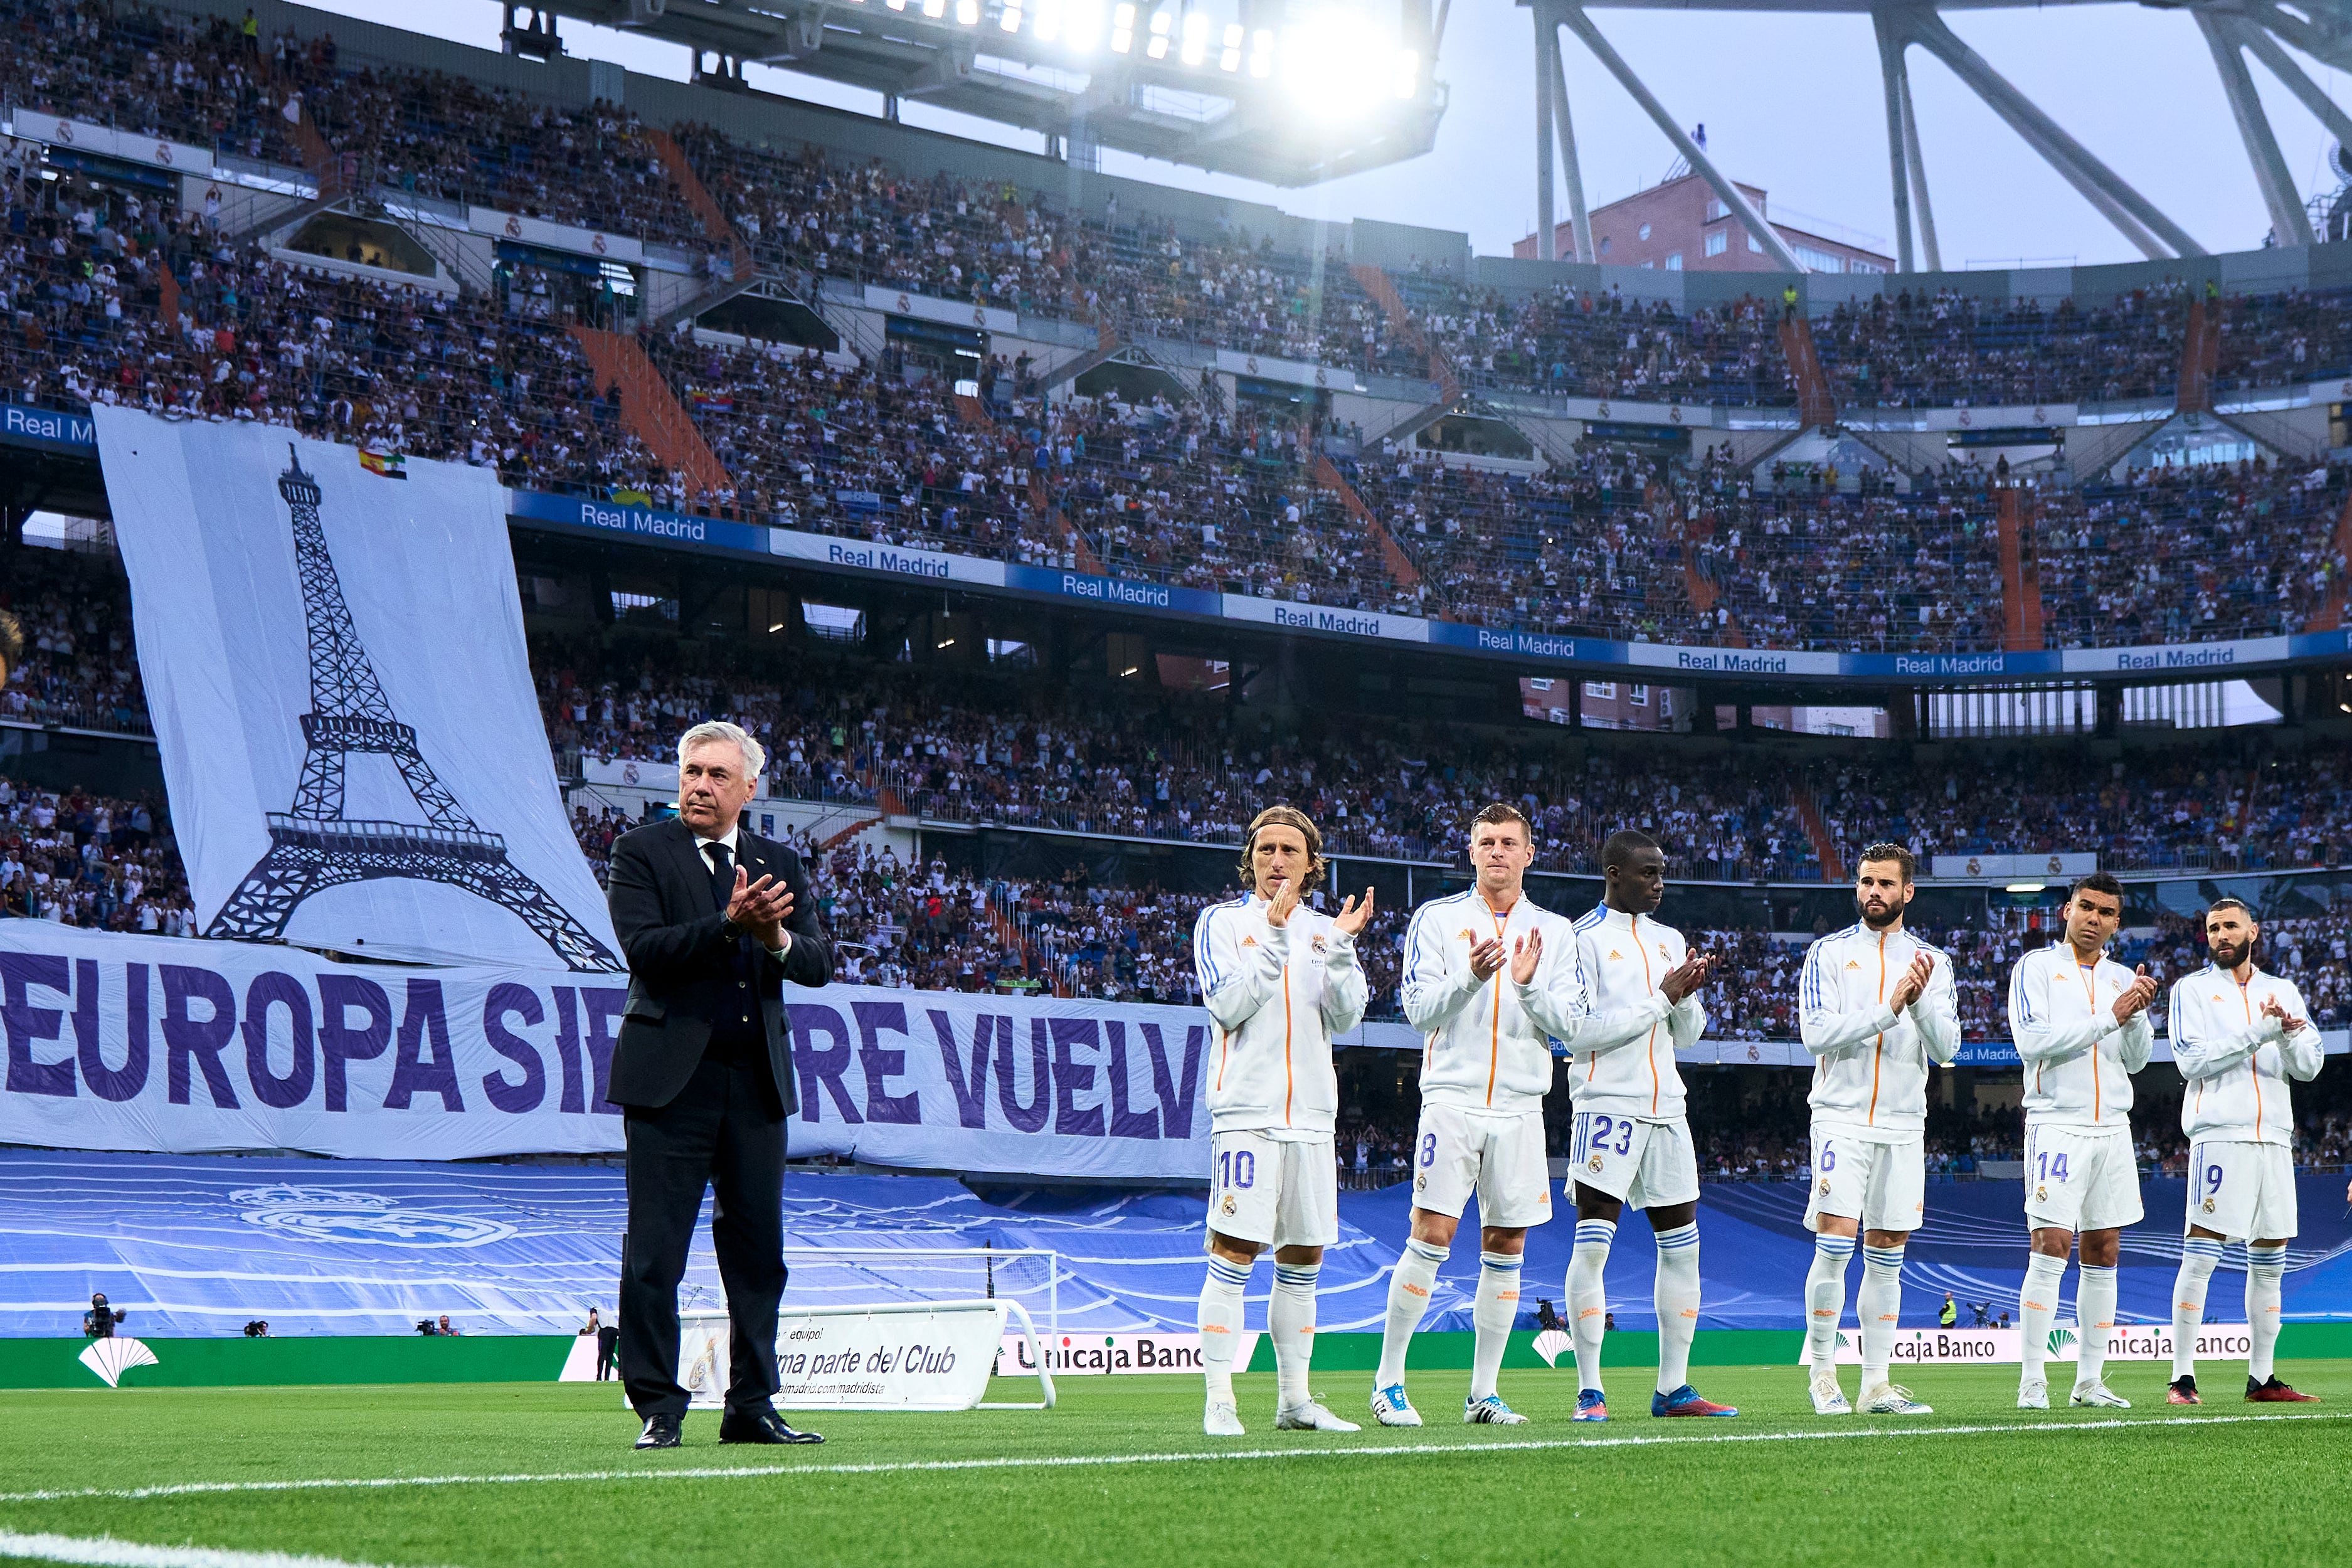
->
<box><xmin>1371</xmin><ymin>803</ymin><xmax>1582</xmax><ymax>1429</ymax></box>
<box><xmin>2005</xmin><ymin>872</ymin><xmax>2158</xmax><ymax>1412</ymax></box>
<box><xmin>2163</xmin><ymin>898</ymin><xmax>2324</xmax><ymax>1406</ymax></box>
<box><xmin>1189</xmin><ymin>805</ymin><xmax>1375</xmax><ymax>1438</ymax></box>
<box><xmin>1558</xmin><ymin>830</ymin><xmax>1735</xmax><ymax>1422</ymax></box>
<box><xmin>1795</xmin><ymin>842</ymin><xmax>1959</xmax><ymax>1418</ymax></box>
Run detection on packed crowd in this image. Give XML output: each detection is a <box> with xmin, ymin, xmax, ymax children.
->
<box><xmin>12</xmin><ymin>103</ymin><xmax>2352</xmax><ymax>657</ymax></box>
<box><xmin>1811</xmin><ymin>743</ymin><xmax>2352</xmax><ymax>877</ymax></box>
<box><xmin>2032</xmin><ymin>458</ymin><xmax>2349</xmax><ymax>647</ymax></box>
<box><xmin>0</xmin><ymin>546</ymin><xmax>149</xmax><ymax>736</ymax></box>
<box><xmin>22</xmin><ymin>0</ymin><xmax>2352</xmax><ymax>421</ymax></box>
<box><xmin>0</xmin><ymin>778</ymin><xmax>194</xmax><ymax>935</ymax></box>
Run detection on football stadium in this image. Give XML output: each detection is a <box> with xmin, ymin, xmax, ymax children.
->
<box><xmin>4</xmin><ymin>0</ymin><xmax>2352</xmax><ymax>1561</ymax></box>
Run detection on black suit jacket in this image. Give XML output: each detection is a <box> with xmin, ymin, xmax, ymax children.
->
<box><xmin>605</xmin><ymin>816</ymin><xmax>832</xmax><ymax>1111</ymax></box>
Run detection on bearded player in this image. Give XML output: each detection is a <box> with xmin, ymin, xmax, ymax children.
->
<box><xmin>1374</xmin><ymin>803</ymin><xmax>1583</xmax><ymax>1428</ymax></box>
<box><xmin>1190</xmin><ymin>805</ymin><xmax>1375</xmax><ymax>1437</ymax></box>
<box><xmin>1796</xmin><ymin>842</ymin><xmax>1958</xmax><ymax>1417</ymax></box>
<box><xmin>2163</xmin><ymin>898</ymin><xmax>2323</xmax><ymax>1406</ymax></box>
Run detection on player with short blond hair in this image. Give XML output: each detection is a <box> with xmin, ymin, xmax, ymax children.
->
<box><xmin>2006</xmin><ymin>871</ymin><xmax>2156</xmax><ymax>1411</ymax></box>
<box><xmin>2163</xmin><ymin>898</ymin><xmax>2323</xmax><ymax>1406</ymax></box>
<box><xmin>1373</xmin><ymin>802</ymin><xmax>1584</xmax><ymax>1428</ymax></box>
<box><xmin>1796</xmin><ymin>842</ymin><xmax>1959</xmax><ymax>1417</ymax></box>
<box><xmin>1190</xmin><ymin>805</ymin><xmax>1375</xmax><ymax>1437</ymax></box>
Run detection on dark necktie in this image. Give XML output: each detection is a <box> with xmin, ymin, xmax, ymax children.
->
<box><xmin>706</xmin><ymin>840</ymin><xmax>733</xmax><ymax>916</ymax></box>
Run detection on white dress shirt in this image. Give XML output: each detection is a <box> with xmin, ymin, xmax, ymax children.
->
<box><xmin>694</xmin><ymin>821</ymin><xmax>791</xmax><ymax>958</ymax></box>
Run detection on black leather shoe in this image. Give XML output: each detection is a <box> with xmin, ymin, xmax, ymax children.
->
<box><xmin>719</xmin><ymin>1407</ymin><xmax>824</xmax><ymax>1445</ymax></box>
<box><xmin>635</xmin><ymin>1413</ymin><xmax>682</xmax><ymax>1449</ymax></box>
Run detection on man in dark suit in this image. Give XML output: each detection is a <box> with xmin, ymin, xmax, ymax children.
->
<box><xmin>607</xmin><ymin>721</ymin><xmax>833</xmax><ymax>1450</ymax></box>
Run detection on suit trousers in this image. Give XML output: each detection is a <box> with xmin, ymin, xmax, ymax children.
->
<box><xmin>618</xmin><ymin>1053</ymin><xmax>788</xmax><ymax>1419</ymax></box>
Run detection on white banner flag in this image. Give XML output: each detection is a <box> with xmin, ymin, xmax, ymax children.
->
<box><xmin>93</xmin><ymin>410</ymin><xmax>622</xmax><ymax>971</ymax></box>
<box><xmin>0</xmin><ymin>924</ymin><xmax>1212</xmax><ymax>1176</ymax></box>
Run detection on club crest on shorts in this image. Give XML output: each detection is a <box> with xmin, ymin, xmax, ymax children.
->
<box><xmin>1818</xmin><ymin>1178</ymin><xmax>1831</xmax><ymax>1196</ymax></box>
<box><xmin>1587</xmin><ymin>1153</ymin><xmax>1605</xmax><ymax>1173</ymax></box>
<box><xmin>1220</xmin><ymin>1194</ymin><xmax>1236</xmax><ymax>1216</ymax></box>
<box><xmin>2203</xmin><ymin>1196</ymin><xmax>2217</xmax><ymax>1213</ymax></box>
<box><xmin>2035</xmin><ymin>1185</ymin><xmax>2048</xmax><ymax>1203</ymax></box>
<box><xmin>1414</xmin><ymin>1173</ymin><xmax>1427</xmax><ymax>1192</ymax></box>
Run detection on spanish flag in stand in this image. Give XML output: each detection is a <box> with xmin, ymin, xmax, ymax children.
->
<box><xmin>358</xmin><ymin>447</ymin><xmax>407</xmax><ymax>480</ymax></box>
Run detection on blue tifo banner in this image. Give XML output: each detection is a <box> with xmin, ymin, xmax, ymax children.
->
<box><xmin>0</xmin><ymin>924</ymin><xmax>1210</xmax><ymax>1177</ymax></box>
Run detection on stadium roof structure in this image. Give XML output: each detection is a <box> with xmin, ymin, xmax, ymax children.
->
<box><xmin>504</xmin><ymin>0</ymin><xmax>1446</xmax><ymax>185</ymax></box>
<box><xmin>1520</xmin><ymin>0</ymin><xmax>2352</xmax><ymax>271</ymax></box>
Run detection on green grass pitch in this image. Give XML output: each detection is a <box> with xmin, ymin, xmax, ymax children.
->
<box><xmin>4</xmin><ymin>1363</ymin><xmax>2348</xmax><ymax>1567</ymax></box>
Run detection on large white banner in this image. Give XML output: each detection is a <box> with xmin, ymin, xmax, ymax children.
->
<box><xmin>0</xmin><ymin>924</ymin><xmax>1211</xmax><ymax>1177</ymax></box>
<box><xmin>93</xmin><ymin>410</ymin><xmax>622</xmax><ymax>971</ymax></box>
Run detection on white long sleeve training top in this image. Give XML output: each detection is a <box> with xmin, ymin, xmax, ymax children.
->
<box><xmin>1399</xmin><ymin>887</ymin><xmax>1583</xmax><ymax>1117</ymax></box>
<box><xmin>1798</xmin><ymin>920</ymin><xmax>1961</xmax><ymax>1139</ymax></box>
<box><xmin>1562</xmin><ymin>904</ymin><xmax>1705</xmax><ymax>1122</ymax></box>
<box><xmin>1191</xmin><ymin>891</ymin><xmax>1366</xmax><ymax>1136</ymax></box>
<box><xmin>2006</xmin><ymin>944</ymin><xmax>2154</xmax><ymax>1130</ymax></box>
<box><xmin>2166</xmin><ymin>965</ymin><xmax>2323</xmax><ymax>1147</ymax></box>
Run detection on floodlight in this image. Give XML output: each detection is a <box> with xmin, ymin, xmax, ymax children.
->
<box><xmin>1002</xmin><ymin>2</ymin><xmax>1022</xmax><ymax>29</ymax></box>
<box><xmin>957</xmin><ymin>0</ymin><xmax>978</xmax><ymax>19</ymax></box>
<box><xmin>1393</xmin><ymin>48</ymin><xmax>1416</xmax><ymax>98</ymax></box>
<box><xmin>1219</xmin><ymin>21</ymin><xmax>1241</xmax><ymax>70</ymax></box>
<box><xmin>923</xmin><ymin>0</ymin><xmax>946</xmax><ymax>14</ymax></box>
<box><xmin>1147</xmin><ymin>8</ymin><xmax>1169</xmax><ymax>58</ymax></box>
<box><xmin>1248</xmin><ymin>26</ymin><xmax>1272</xmax><ymax>76</ymax></box>
<box><xmin>1180</xmin><ymin>11</ymin><xmax>1205</xmax><ymax>65</ymax></box>
<box><xmin>1069</xmin><ymin>0</ymin><xmax>1102</xmax><ymax>49</ymax></box>
<box><xmin>1111</xmin><ymin>1</ymin><xmax>1133</xmax><ymax>51</ymax></box>
<box><xmin>1034</xmin><ymin>0</ymin><xmax>1060</xmax><ymax>41</ymax></box>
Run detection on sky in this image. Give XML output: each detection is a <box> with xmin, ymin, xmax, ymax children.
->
<box><xmin>295</xmin><ymin>0</ymin><xmax>2351</xmax><ymax>268</ymax></box>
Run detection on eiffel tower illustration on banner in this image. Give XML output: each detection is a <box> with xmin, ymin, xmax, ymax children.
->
<box><xmin>206</xmin><ymin>447</ymin><xmax>620</xmax><ymax>972</ymax></box>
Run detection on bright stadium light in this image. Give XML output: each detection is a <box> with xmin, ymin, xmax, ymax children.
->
<box><xmin>1392</xmin><ymin>47</ymin><xmax>1416</xmax><ymax>98</ymax></box>
<box><xmin>1069</xmin><ymin>0</ymin><xmax>1102</xmax><ymax>50</ymax></box>
<box><xmin>1281</xmin><ymin>10</ymin><xmax>1392</xmax><ymax>120</ymax></box>
<box><xmin>1180</xmin><ymin>11</ymin><xmax>1205</xmax><ymax>65</ymax></box>
<box><xmin>1147</xmin><ymin>8</ymin><xmax>1170</xmax><ymax>58</ymax></box>
<box><xmin>1110</xmin><ymin>1</ymin><xmax>1133</xmax><ymax>51</ymax></box>
<box><xmin>1219</xmin><ymin>20</ymin><xmax>1241</xmax><ymax>70</ymax></box>
<box><xmin>1034</xmin><ymin>0</ymin><xmax>1061</xmax><ymax>42</ymax></box>
<box><xmin>1248</xmin><ymin>26</ymin><xmax>1272</xmax><ymax>76</ymax></box>
<box><xmin>1001</xmin><ymin>1</ymin><xmax>1022</xmax><ymax>29</ymax></box>
<box><xmin>923</xmin><ymin>0</ymin><xmax>946</xmax><ymax>14</ymax></box>
<box><xmin>957</xmin><ymin>0</ymin><xmax>978</xmax><ymax>20</ymax></box>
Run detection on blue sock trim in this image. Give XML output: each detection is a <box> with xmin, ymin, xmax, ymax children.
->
<box><xmin>1575</xmin><ymin>1219</ymin><xmax>1618</xmax><ymax>1246</ymax></box>
<box><xmin>2180</xmin><ymin>1237</ymin><xmax>2227</xmax><ymax>1260</ymax></box>
<box><xmin>1273</xmin><ymin>1263</ymin><xmax>1320</xmax><ymax>1288</ymax></box>
<box><xmin>1862</xmin><ymin>1246</ymin><xmax>1907</xmax><ymax>1271</ymax></box>
<box><xmin>1814</xmin><ymin>1236</ymin><xmax>1857</xmax><ymax>1259</ymax></box>
<box><xmin>1406</xmin><ymin>1238</ymin><xmax>1450</xmax><ymax>1265</ymax></box>
<box><xmin>1654</xmin><ymin>1223</ymin><xmax>1700</xmax><ymax>1252</ymax></box>
<box><xmin>1207</xmin><ymin>1258</ymin><xmax>1252</xmax><ymax>1289</ymax></box>
<box><xmin>1478</xmin><ymin>1251</ymin><xmax>1523</xmax><ymax>1273</ymax></box>
<box><xmin>2247</xmin><ymin>1242</ymin><xmax>2288</xmax><ymax>1277</ymax></box>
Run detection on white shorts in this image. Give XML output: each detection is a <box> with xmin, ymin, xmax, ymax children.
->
<box><xmin>2023</xmin><ymin>1123</ymin><xmax>2143</xmax><ymax>1234</ymax></box>
<box><xmin>1205</xmin><ymin>1130</ymin><xmax>1338</xmax><ymax>1251</ymax></box>
<box><xmin>1565</xmin><ymin>1109</ymin><xmax>1700</xmax><ymax>1211</ymax></box>
<box><xmin>2186</xmin><ymin>1140</ymin><xmax>2299</xmax><ymax>1242</ymax></box>
<box><xmin>1804</xmin><ymin>1124</ymin><xmax>1926</xmax><ymax>1234</ymax></box>
<box><xmin>1410</xmin><ymin>1104</ymin><xmax>1554</xmax><ymax>1229</ymax></box>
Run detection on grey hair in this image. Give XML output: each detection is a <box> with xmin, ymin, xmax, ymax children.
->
<box><xmin>677</xmin><ymin>720</ymin><xmax>767</xmax><ymax>778</ymax></box>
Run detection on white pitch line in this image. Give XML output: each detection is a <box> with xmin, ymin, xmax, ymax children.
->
<box><xmin>0</xmin><ymin>1528</ymin><xmax>447</xmax><ymax>1568</ymax></box>
<box><xmin>0</xmin><ymin>1410</ymin><xmax>2342</xmax><ymax>1508</ymax></box>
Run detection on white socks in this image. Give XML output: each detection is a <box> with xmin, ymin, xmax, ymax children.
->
<box><xmin>1375</xmin><ymin>1238</ymin><xmax>1447</xmax><ymax>1389</ymax></box>
<box><xmin>1198</xmin><ymin>1254</ymin><xmax>1250</xmax><ymax>1402</ymax></box>
<box><xmin>2019</xmin><ymin>1252</ymin><xmax>2067</xmax><ymax>1384</ymax></box>
<box><xmin>1197</xmin><ymin>1254</ymin><xmax>1250</xmax><ymax>1401</ymax></box>
<box><xmin>1653</xmin><ymin>1222</ymin><xmax>1702</xmax><ymax>1396</ymax></box>
<box><xmin>1470</xmin><ymin>1251</ymin><xmax>1522</xmax><ymax>1402</ymax></box>
<box><xmin>2170</xmin><ymin>1236</ymin><xmax>2224</xmax><ymax>1380</ymax></box>
<box><xmin>2074</xmin><ymin>1264</ymin><xmax>2117</xmax><ymax>1391</ymax></box>
<box><xmin>1805</xmin><ymin>1234</ymin><xmax>1855</xmax><ymax>1374</ymax></box>
<box><xmin>1269</xmin><ymin>1261</ymin><xmax>1320</xmax><ymax>1409</ymax></box>
<box><xmin>1568</xmin><ymin>1217</ymin><xmax>1616</xmax><ymax>1394</ymax></box>
<box><xmin>2247</xmin><ymin>1242</ymin><xmax>2288</xmax><ymax>1382</ymax></box>
<box><xmin>1858</xmin><ymin>1244</ymin><xmax>1905</xmax><ymax>1390</ymax></box>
